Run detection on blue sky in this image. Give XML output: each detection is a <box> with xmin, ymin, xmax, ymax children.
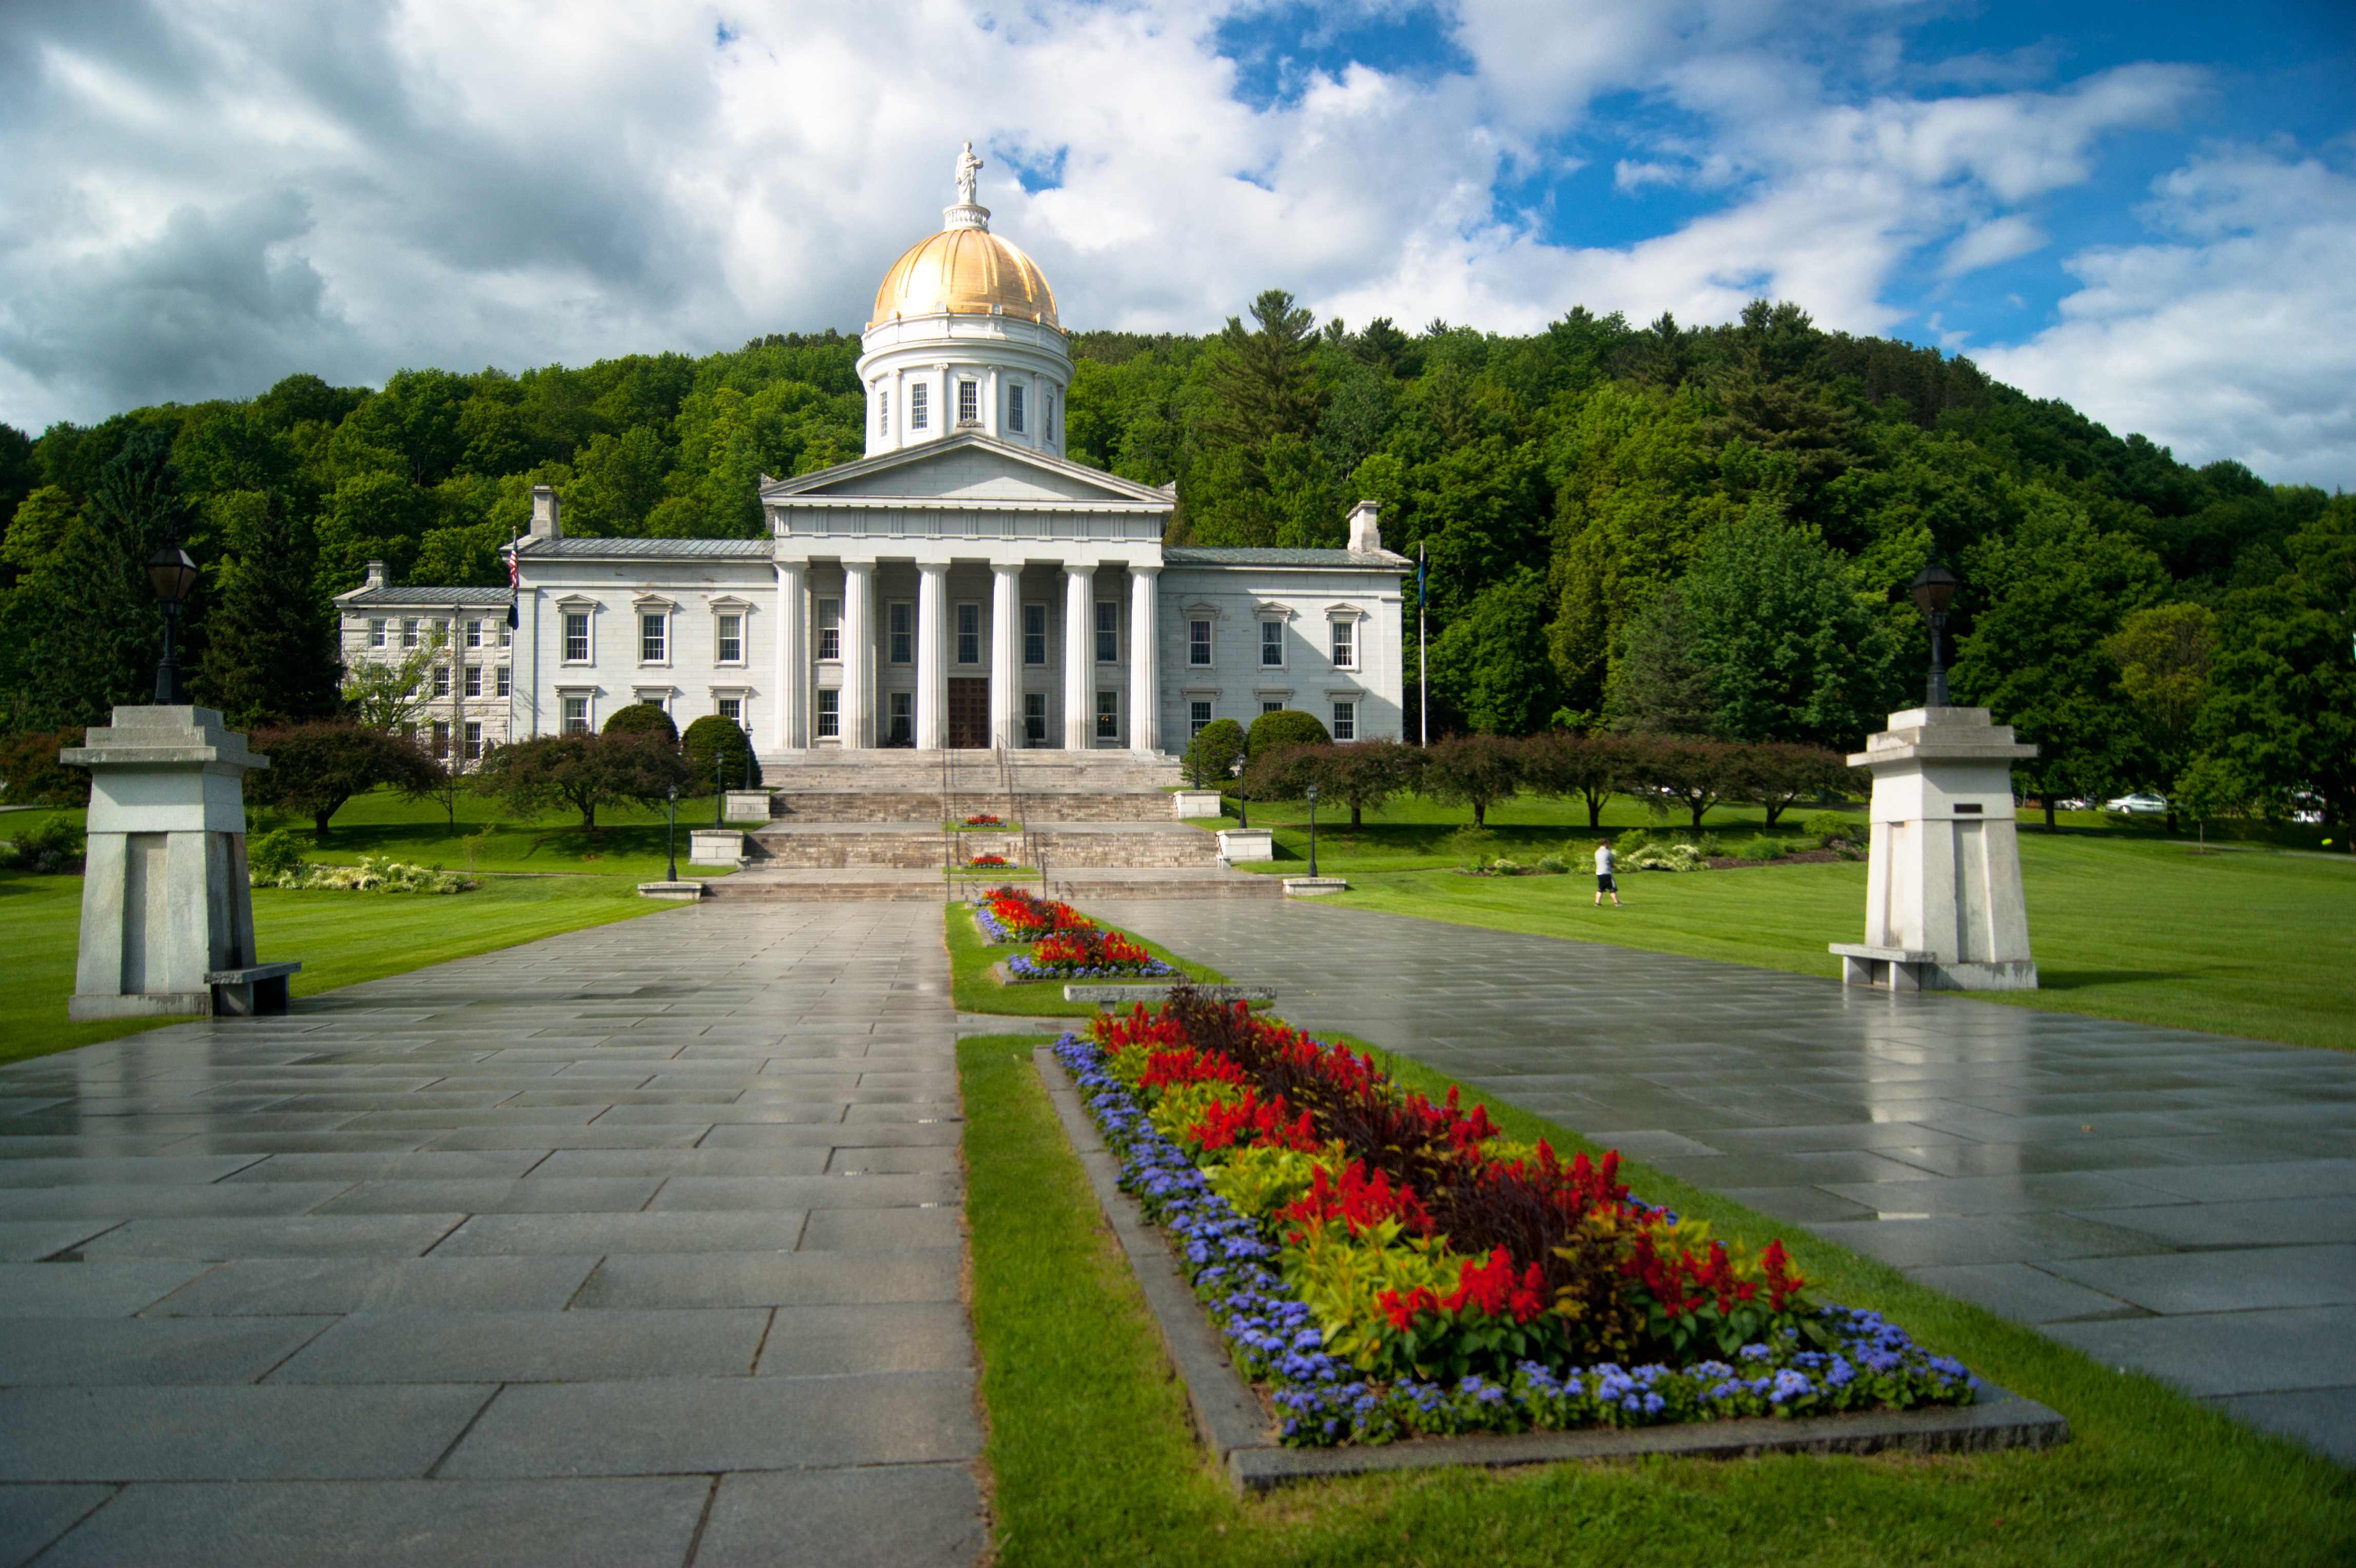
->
<box><xmin>1</xmin><ymin>1</ymin><xmax>2349</xmax><ymax>483</ymax></box>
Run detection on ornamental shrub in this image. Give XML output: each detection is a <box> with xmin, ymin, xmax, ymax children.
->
<box><xmin>1182</xmin><ymin>717</ymin><xmax>1246</xmax><ymax>788</ymax></box>
<box><xmin>247</xmin><ymin>827</ymin><xmax>308</xmax><ymax>881</ymax></box>
<box><xmin>1247</xmin><ymin>709</ymin><xmax>1331</xmax><ymax>755</ymax></box>
<box><xmin>0</xmin><ymin>727</ymin><xmax>91</xmax><ymax>807</ymax></box>
<box><xmin>5</xmin><ymin>813</ymin><xmax>85</xmax><ymax>872</ymax></box>
<box><xmin>1802</xmin><ymin>810</ymin><xmax>1855</xmax><ymax>843</ymax></box>
<box><xmin>603</xmin><ymin>702</ymin><xmax>679</xmax><ymax>744</ymax></box>
<box><xmin>681</xmin><ymin>714</ymin><xmax>759</xmax><ymax>791</ymax></box>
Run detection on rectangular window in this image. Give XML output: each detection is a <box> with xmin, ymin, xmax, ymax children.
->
<box><xmin>1095</xmin><ymin>690</ymin><xmax>1120</xmax><ymax>740</ymax></box>
<box><xmin>1008</xmin><ymin>383</ymin><xmax>1025</xmax><ymax>433</ymax></box>
<box><xmin>1261</xmin><ymin>620</ymin><xmax>1284</xmax><ymax>667</ymax></box>
<box><xmin>877</xmin><ymin>387</ymin><xmax>889</xmax><ymax>437</ymax></box>
<box><xmin>816</xmin><ymin>689</ymin><xmax>840</xmax><ymax>738</ymax></box>
<box><xmin>717</xmin><ymin>696</ymin><xmax>741</xmax><ymax>724</ymax></box>
<box><xmin>888</xmin><ymin>691</ymin><xmax>913</xmax><ymax>746</ymax></box>
<box><xmin>957</xmin><ymin>381</ymin><xmax>978</xmax><ymax>423</ymax></box>
<box><xmin>430</xmin><ymin>721</ymin><xmax>450</xmax><ymax>758</ymax></box>
<box><xmin>1023</xmin><ymin>603</ymin><xmax>1047</xmax><ymax>665</ymax></box>
<box><xmin>1262</xmin><ymin>700</ymin><xmax>1283</xmax><ymax>716</ymax></box>
<box><xmin>1330</xmin><ymin>619</ymin><xmax>1354</xmax><ymax>669</ymax></box>
<box><xmin>888</xmin><ymin>602</ymin><xmax>912</xmax><ymax>664</ymax></box>
<box><xmin>717</xmin><ymin>614</ymin><xmax>742</xmax><ymax>663</ymax></box>
<box><xmin>817</xmin><ymin>598</ymin><xmax>841</xmax><ymax>661</ymax></box>
<box><xmin>496</xmin><ymin>667</ymin><xmax>511</xmax><ymax>697</ymax></box>
<box><xmin>1024</xmin><ymin>692</ymin><xmax>1047</xmax><ymax>745</ymax></box>
<box><xmin>367</xmin><ymin>619</ymin><xmax>385</xmax><ymax>648</ymax></box>
<box><xmin>465</xmin><ymin>619</ymin><xmax>482</xmax><ymax>649</ymax></box>
<box><xmin>463</xmin><ymin>664</ymin><xmax>481</xmax><ymax>698</ymax></box>
<box><xmin>1189</xmin><ymin>620</ymin><xmax>1212</xmax><ymax>665</ymax></box>
<box><xmin>956</xmin><ymin>602</ymin><xmax>979</xmax><ymax>664</ymax></box>
<box><xmin>463</xmin><ymin>721</ymin><xmax>482</xmax><ymax>760</ymax></box>
<box><xmin>563</xmin><ymin>613</ymin><xmax>590</xmax><ymax>662</ymax></box>
<box><xmin>402</xmin><ymin>618</ymin><xmax>420</xmax><ymax>650</ymax></box>
<box><xmin>910</xmin><ymin>383</ymin><xmax>929</xmax><ymax>430</ymax></box>
<box><xmin>1190</xmin><ymin>700</ymin><xmax>1211</xmax><ymax>737</ymax></box>
<box><xmin>1046</xmin><ymin>391</ymin><xmax>1055</xmax><ymax>441</ymax></box>
<box><xmin>562</xmin><ymin>696</ymin><xmax>588</xmax><ymax>734</ymax></box>
<box><xmin>432</xmin><ymin>665</ymin><xmax>451</xmax><ymax>698</ymax></box>
<box><xmin>1095</xmin><ymin>601</ymin><xmax>1117</xmax><ymax>663</ymax></box>
<box><xmin>1332</xmin><ymin>701</ymin><xmax>1356</xmax><ymax>742</ymax></box>
<box><xmin>640</xmin><ymin>613</ymin><xmax>666</xmax><ymax>663</ymax></box>
<box><xmin>497</xmin><ymin>619</ymin><xmax>511</xmax><ymax>648</ymax></box>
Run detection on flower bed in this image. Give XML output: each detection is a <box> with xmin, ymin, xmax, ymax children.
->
<box><xmin>1007</xmin><ymin>927</ymin><xmax>1178</xmax><ymax>982</ymax></box>
<box><xmin>973</xmin><ymin>886</ymin><xmax>1093</xmax><ymax>944</ymax></box>
<box><xmin>964</xmin><ymin>814</ymin><xmax>1004</xmax><ymax>827</ymax></box>
<box><xmin>252</xmin><ymin>854</ymin><xmax>476</xmax><ymax>894</ymax></box>
<box><xmin>1053</xmin><ymin>989</ymin><xmax>1975</xmax><ymax>1448</ymax></box>
<box><xmin>969</xmin><ymin>853</ymin><xmax>1010</xmax><ymax>868</ymax></box>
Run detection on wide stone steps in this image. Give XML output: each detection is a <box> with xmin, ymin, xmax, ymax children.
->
<box><xmin>702</xmin><ymin>865</ymin><xmax>1280</xmax><ymax>903</ymax></box>
<box><xmin>765</xmin><ymin>789</ymin><xmax>1177</xmax><ymax>824</ymax></box>
<box><xmin>747</xmin><ymin>823</ymin><xmax>1221</xmax><ymax>870</ymax></box>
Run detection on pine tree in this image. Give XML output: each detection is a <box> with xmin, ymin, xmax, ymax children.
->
<box><xmin>195</xmin><ymin>494</ymin><xmax>340</xmax><ymax>728</ymax></box>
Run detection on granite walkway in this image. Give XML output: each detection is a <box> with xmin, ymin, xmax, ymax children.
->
<box><xmin>1087</xmin><ymin>898</ymin><xmax>2356</xmax><ymax>1466</ymax></box>
<box><xmin>0</xmin><ymin>903</ymin><xmax>984</xmax><ymax>1568</ymax></box>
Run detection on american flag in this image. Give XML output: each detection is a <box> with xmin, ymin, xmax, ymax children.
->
<box><xmin>505</xmin><ymin>545</ymin><xmax>521</xmax><ymax>629</ymax></box>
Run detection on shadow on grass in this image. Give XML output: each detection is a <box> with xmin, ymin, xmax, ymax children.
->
<box><xmin>2031</xmin><ymin>968</ymin><xmax>2197</xmax><ymax>990</ymax></box>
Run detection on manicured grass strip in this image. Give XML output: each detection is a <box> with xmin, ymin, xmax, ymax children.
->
<box><xmin>1322</xmin><ymin>832</ymin><xmax>2356</xmax><ymax>1052</ymax></box>
<box><xmin>955</xmin><ymin>1026</ymin><xmax>2356</xmax><ymax>1566</ymax></box>
<box><xmin>945</xmin><ymin>900</ymin><xmax>1227</xmax><ymax>1017</ymax></box>
<box><xmin>1</xmin><ymin>869</ymin><xmax>673</xmax><ymax>1067</ymax></box>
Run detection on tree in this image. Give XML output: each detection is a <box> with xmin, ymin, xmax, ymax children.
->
<box><xmin>1425</xmin><ymin>569</ymin><xmax>1561</xmax><ymax>734</ymax></box>
<box><xmin>1677</xmin><ymin>503</ymin><xmax>1894</xmax><ymax>749</ymax></box>
<box><xmin>1422</xmin><ymin>732</ymin><xmax>1522</xmax><ymax>828</ymax></box>
<box><xmin>0</xmin><ymin>727</ymin><xmax>91</xmax><ymax>807</ymax></box>
<box><xmin>1640</xmin><ymin>739</ymin><xmax>1743</xmax><ymax>829</ymax></box>
<box><xmin>1610</xmin><ymin>585</ymin><xmax>1720</xmax><ymax>737</ymax></box>
<box><xmin>1520</xmin><ymin>730</ymin><xmax>1636</xmax><ymax>828</ymax></box>
<box><xmin>1181</xmin><ymin>717</ymin><xmax>1245</xmax><ymax>789</ymax></box>
<box><xmin>1732</xmin><ymin>741</ymin><xmax>1858</xmax><ymax>827</ymax></box>
<box><xmin>682</xmin><ymin>714</ymin><xmax>760</xmax><ymax>793</ymax></box>
<box><xmin>473</xmin><ymin>732</ymin><xmax>689</xmax><ymax>829</ymax></box>
<box><xmin>2103</xmin><ymin>601</ymin><xmax>2216</xmax><ymax>828</ymax></box>
<box><xmin>1950</xmin><ymin>498</ymin><xmax>2169</xmax><ymax>830</ymax></box>
<box><xmin>1296</xmin><ymin>737</ymin><xmax>1422</xmax><ymax>829</ymax></box>
<box><xmin>247</xmin><ymin>721</ymin><xmax>441</xmax><ymax>838</ymax></box>
<box><xmin>2171</xmin><ymin>754</ymin><xmax>2255</xmax><ymax>851</ymax></box>
<box><xmin>1248</xmin><ymin>708</ymin><xmax>1330</xmax><ymax>755</ymax></box>
<box><xmin>604</xmin><ymin>701</ymin><xmax>679</xmax><ymax>743</ymax></box>
<box><xmin>195</xmin><ymin>493</ymin><xmax>341</xmax><ymax>728</ymax></box>
<box><xmin>342</xmin><ymin>624</ymin><xmax>447</xmax><ymax>731</ymax></box>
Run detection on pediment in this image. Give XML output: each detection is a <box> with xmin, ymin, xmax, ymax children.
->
<box><xmin>762</xmin><ymin>434</ymin><xmax>1168</xmax><ymax>507</ymax></box>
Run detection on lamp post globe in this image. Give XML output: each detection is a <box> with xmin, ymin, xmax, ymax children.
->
<box><xmin>144</xmin><ymin>542</ymin><xmax>200</xmax><ymax>705</ymax></box>
<box><xmin>1908</xmin><ymin>558</ymin><xmax>1964</xmax><ymax>709</ymax></box>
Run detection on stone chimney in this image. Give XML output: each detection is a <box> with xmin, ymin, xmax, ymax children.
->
<box><xmin>529</xmin><ymin>485</ymin><xmax>563</xmax><ymax>540</ymax></box>
<box><xmin>363</xmin><ymin>560</ymin><xmax>386</xmax><ymax>590</ymax></box>
<box><xmin>1347</xmin><ymin>499</ymin><xmax>1382</xmax><ymax>554</ymax></box>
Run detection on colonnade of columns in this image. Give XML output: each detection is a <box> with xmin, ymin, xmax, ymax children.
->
<box><xmin>768</xmin><ymin>558</ymin><xmax>1159</xmax><ymax>753</ymax></box>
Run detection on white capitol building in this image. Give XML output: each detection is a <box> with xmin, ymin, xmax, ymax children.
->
<box><xmin>339</xmin><ymin>149</ymin><xmax>1412</xmax><ymax>769</ymax></box>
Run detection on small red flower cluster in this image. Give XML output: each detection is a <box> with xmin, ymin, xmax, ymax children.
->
<box><xmin>964</xmin><ymin>814</ymin><xmax>1003</xmax><ymax>826</ymax></box>
<box><xmin>968</xmin><ymin>853</ymin><xmax>1009</xmax><ymax>867</ymax></box>
<box><xmin>1276</xmin><ymin>1159</ymin><xmax>1435</xmax><ymax>1242</ymax></box>
<box><xmin>1190</xmin><ymin>1089</ymin><xmax>1320</xmax><ymax>1153</ymax></box>
<box><xmin>1377</xmin><ymin>1248</ymin><xmax>1548</xmax><ymax>1330</ymax></box>
<box><xmin>985</xmin><ymin>888</ymin><xmax>1089</xmax><ymax>939</ymax></box>
<box><xmin>1137</xmin><ymin>1047</ymin><xmax>1251</xmax><ymax>1092</ymax></box>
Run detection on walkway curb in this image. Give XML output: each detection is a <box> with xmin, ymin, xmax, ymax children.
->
<box><xmin>1034</xmin><ymin>1045</ymin><xmax>2071</xmax><ymax>1493</ymax></box>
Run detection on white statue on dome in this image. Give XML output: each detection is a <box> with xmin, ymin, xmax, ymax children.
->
<box><xmin>955</xmin><ymin>141</ymin><xmax>983</xmax><ymax>206</ymax></box>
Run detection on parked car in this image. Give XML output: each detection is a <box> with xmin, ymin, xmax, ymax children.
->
<box><xmin>2103</xmin><ymin>793</ymin><xmax>2169</xmax><ymax>815</ymax></box>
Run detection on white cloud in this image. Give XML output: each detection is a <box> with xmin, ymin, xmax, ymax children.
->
<box><xmin>1972</xmin><ymin>146</ymin><xmax>2356</xmax><ymax>488</ymax></box>
<box><xmin>1939</xmin><ymin>213</ymin><xmax>2047</xmax><ymax>278</ymax></box>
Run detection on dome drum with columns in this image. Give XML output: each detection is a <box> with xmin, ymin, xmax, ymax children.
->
<box><xmin>340</xmin><ymin>148</ymin><xmax>1410</xmax><ymax>767</ymax></box>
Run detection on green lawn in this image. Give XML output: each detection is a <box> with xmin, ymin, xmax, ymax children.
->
<box><xmin>957</xmin><ymin>1028</ymin><xmax>2356</xmax><ymax>1567</ymax></box>
<box><xmin>945</xmin><ymin>897</ymin><xmax>1229</xmax><ymax>1018</ymax></box>
<box><xmin>0</xmin><ymin>867</ymin><xmax>677</xmax><ymax>1067</ymax></box>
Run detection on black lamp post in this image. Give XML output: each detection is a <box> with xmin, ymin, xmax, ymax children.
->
<box><xmin>1235</xmin><ymin>739</ymin><xmax>1250</xmax><ymax>830</ymax></box>
<box><xmin>664</xmin><ymin>785</ymin><xmax>679</xmax><ymax>881</ymax></box>
<box><xmin>714</xmin><ymin>751</ymin><xmax>724</xmax><ymax>828</ymax></box>
<box><xmin>1909</xmin><ymin>557</ymin><xmax>1963</xmax><ymax>708</ymax></box>
<box><xmin>145</xmin><ymin>542</ymin><xmax>201</xmax><ymax>705</ymax></box>
<box><xmin>1305</xmin><ymin>783</ymin><xmax>1320</xmax><ymax>878</ymax></box>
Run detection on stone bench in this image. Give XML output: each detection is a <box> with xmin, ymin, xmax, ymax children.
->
<box><xmin>1062</xmin><ymin>983</ymin><xmax>1278</xmax><ymax>1010</ymax></box>
<box><xmin>204</xmin><ymin>961</ymin><xmax>302</xmax><ymax>1017</ymax></box>
<box><xmin>1829</xmin><ymin>943</ymin><xmax>1934</xmax><ymax>992</ymax></box>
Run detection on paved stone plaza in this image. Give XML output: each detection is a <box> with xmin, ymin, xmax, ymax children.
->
<box><xmin>0</xmin><ymin>904</ymin><xmax>983</xmax><ymax>1568</ymax></box>
<box><xmin>1090</xmin><ymin>899</ymin><xmax>2356</xmax><ymax>1466</ymax></box>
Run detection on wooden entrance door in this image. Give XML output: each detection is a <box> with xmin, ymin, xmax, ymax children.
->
<box><xmin>948</xmin><ymin>678</ymin><xmax>991</xmax><ymax>749</ymax></box>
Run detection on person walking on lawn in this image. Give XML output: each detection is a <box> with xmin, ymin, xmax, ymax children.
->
<box><xmin>1594</xmin><ymin>840</ymin><xmax>1622</xmax><ymax>907</ymax></box>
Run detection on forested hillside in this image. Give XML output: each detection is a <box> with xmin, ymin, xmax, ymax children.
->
<box><xmin>1</xmin><ymin>297</ymin><xmax>2348</xmax><ymax>829</ymax></box>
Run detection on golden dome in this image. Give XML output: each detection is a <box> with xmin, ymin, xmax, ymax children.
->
<box><xmin>869</xmin><ymin>226</ymin><xmax>1058</xmax><ymax>330</ymax></box>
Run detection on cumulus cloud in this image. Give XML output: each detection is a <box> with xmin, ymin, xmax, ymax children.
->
<box><xmin>0</xmin><ymin>0</ymin><xmax>2342</xmax><ymax>486</ymax></box>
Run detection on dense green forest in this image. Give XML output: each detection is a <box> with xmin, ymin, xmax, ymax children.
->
<box><xmin>0</xmin><ymin>296</ymin><xmax>2348</xmax><ymax>829</ymax></box>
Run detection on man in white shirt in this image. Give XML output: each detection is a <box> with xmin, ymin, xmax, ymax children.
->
<box><xmin>1594</xmin><ymin>840</ymin><xmax>1622</xmax><ymax>907</ymax></box>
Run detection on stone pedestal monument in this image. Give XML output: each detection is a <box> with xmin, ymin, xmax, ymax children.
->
<box><xmin>63</xmin><ymin>706</ymin><xmax>300</xmax><ymax>1021</ymax></box>
<box><xmin>1830</xmin><ymin>706</ymin><xmax>2039</xmax><ymax>992</ymax></box>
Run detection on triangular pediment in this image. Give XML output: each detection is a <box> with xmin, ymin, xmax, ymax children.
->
<box><xmin>761</xmin><ymin>433</ymin><xmax>1169</xmax><ymax>507</ymax></box>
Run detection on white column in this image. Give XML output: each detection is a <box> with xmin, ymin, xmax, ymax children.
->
<box><xmin>773</xmin><ymin>560</ymin><xmax>806</xmax><ymax>749</ymax></box>
<box><xmin>1128</xmin><ymin>564</ymin><xmax>1159</xmax><ymax>754</ymax></box>
<box><xmin>984</xmin><ymin>366</ymin><xmax>1000</xmax><ymax>438</ymax></box>
<box><xmin>1063</xmin><ymin>563</ymin><xmax>1093</xmax><ymax>751</ymax></box>
<box><xmin>840</xmin><ymin>560</ymin><xmax>874</xmax><ymax>749</ymax></box>
<box><xmin>990</xmin><ymin>562</ymin><xmax>1022</xmax><ymax>749</ymax></box>
<box><xmin>888</xmin><ymin>368</ymin><xmax>904</xmax><ymax>455</ymax></box>
<box><xmin>915</xmin><ymin>562</ymin><xmax>948</xmax><ymax>750</ymax></box>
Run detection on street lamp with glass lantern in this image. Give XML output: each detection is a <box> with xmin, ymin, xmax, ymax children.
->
<box><xmin>1908</xmin><ymin>558</ymin><xmax>1963</xmax><ymax>708</ymax></box>
<box><xmin>665</xmin><ymin>785</ymin><xmax>680</xmax><ymax>881</ymax></box>
<box><xmin>1305</xmin><ymin>783</ymin><xmax>1319</xmax><ymax>878</ymax></box>
<box><xmin>144</xmin><ymin>542</ymin><xmax>201</xmax><ymax>704</ymax></box>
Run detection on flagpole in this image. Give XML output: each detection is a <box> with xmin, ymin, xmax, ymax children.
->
<box><xmin>1417</xmin><ymin>541</ymin><xmax>1428</xmax><ymax>748</ymax></box>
